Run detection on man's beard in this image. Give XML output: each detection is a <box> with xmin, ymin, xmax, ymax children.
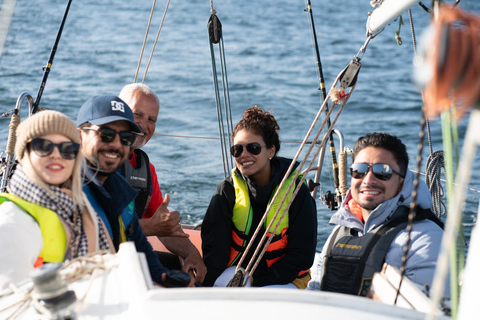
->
<box><xmin>85</xmin><ymin>148</ymin><xmax>125</xmax><ymax>177</ymax></box>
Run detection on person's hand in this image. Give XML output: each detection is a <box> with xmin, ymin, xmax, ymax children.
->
<box><xmin>139</xmin><ymin>194</ymin><xmax>189</xmax><ymax>238</ymax></box>
<box><xmin>182</xmin><ymin>249</ymin><xmax>207</xmax><ymax>284</ymax></box>
<box><xmin>158</xmin><ymin>271</ymin><xmax>195</xmax><ymax>288</ymax></box>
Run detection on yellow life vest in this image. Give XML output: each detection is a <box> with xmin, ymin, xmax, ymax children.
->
<box><xmin>0</xmin><ymin>193</ymin><xmax>67</xmax><ymax>265</ymax></box>
<box><xmin>228</xmin><ymin>168</ymin><xmax>297</xmax><ymax>267</ymax></box>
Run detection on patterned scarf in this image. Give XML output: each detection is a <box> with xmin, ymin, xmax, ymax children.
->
<box><xmin>8</xmin><ymin>166</ymin><xmax>110</xmax><ymax>257</ymax></box>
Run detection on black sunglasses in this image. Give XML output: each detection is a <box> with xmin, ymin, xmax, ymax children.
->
<box><xmin>230</xmin><ymin>142</ymin><xmax>264</xmax><ymax>158</ymax></box>
<box><xmin>83</xmin><ymin>127</ymin><xmax>136</xmax><ymax>146</ymax></box>
<box><xmin>29</xmin><ymin>138</ymin><xmax>80</xmax><ymax>160</ymax></box>
<box><xmin>350</xmin><ymin>163</ymin><xmax>405</xmax><ymax>181</ymax></box>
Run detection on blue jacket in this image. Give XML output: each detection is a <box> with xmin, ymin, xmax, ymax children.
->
<box><xmin>308</xmin><ymin>170</ymin><xmax>447</xmax><ymax>294</ymax></box>
<box><xmin>83</xmin><ymin>168</ymin><xmax>168</xmax><ymax>284</ymax></box>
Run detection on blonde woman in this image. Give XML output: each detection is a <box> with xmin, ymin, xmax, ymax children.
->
<box><xmin>0</xmin><ymin>110</ymin><xmax>114</xmax><ymax>289</ymax></box>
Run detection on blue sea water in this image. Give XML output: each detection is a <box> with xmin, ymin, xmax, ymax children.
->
<box><xmin>0</xmin><ymin>0</ymin><xmax>479</xmax><ymax>250</ymax></box>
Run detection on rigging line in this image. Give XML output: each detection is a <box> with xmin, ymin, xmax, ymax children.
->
<box><xmin>237</xmin><ymin>93</ymin><xmax>340</xmax><ymax>277</ymax></box>
<box><xmin>218</xmin><ymin>36</ymin><xmax>234</xmax><ymax>172</ymax></box>
<box><xmin>142</xmin><ymin>0</ymin><xmax>172</xmax><ymax>84</ymax></box>
<box><xmin>219</xmin><ymin>36</ymin><xmax>234</xmax><ymax>161</ymax></box>
<box><xmin>409</xmin><ymin>8</ymin><xmax>444</xmax><ymax>216</ymax></box>
<box><xmin>408</xmin><ymin>8</ymin><xmax>446</xmax><ymax>218</ymax></box>
<box><xmin>31</xmin><ymin>0</ymin><xmax>73</xmax><ymax>114</ymax></box>
<box><xmin>247</xmin><ymin>96</ymin><xmax>351</xmax><ymax>279</ymax></box>
<box><xmin>305</xmin><ymin>0</ymin><xmax>340</xmax><ymax>202</ymax></box>
<box><xmin>394</xmin><ymin>109</ymin><xmax>427</xmax><ymax>305</ymax></box>
<box><xmin>408</xmin><ymin>9</ymin><xmax>433</xmax><ymax>155</ymax></box>
<box><xmin>134</xmin><ymin>0</ymin><xmax>157</xmax><ymax>83</ymax></box>
<box><xmin>210</xmin><ymin>38</ymin><xmax>229</xmax><ymax>177</ymax></box>
<box><xmin>208</xmin><ymin>12</ymin><xmax>234</xmax><ymax>177</ymax></box>
<box><xmin>237</xmin><ymin>67</ymin><xmax>356</xmax><ymax>279</ymax></box>
<box><xmin>210</xmin><ymin>0</ymin><xmax>216</xmax><ymax>15</ymax></box>
<box><xmin>413</xmin><ymin>169</ymin><xmax>480</xmax><ymax>195</ymax></box>
<box><xmin>151</xmin><ymin>132</ymin><xmax>339</xmax><ymax>145</ymax></box>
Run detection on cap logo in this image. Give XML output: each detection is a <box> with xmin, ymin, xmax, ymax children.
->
<box><xmin>111</xmin><ymin>100</ymin><xmax>125</xmax><ymax>113</ymax></box>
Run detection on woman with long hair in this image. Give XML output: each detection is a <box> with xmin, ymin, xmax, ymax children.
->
<box><xmin>0</xmin><ymin>110</ymin><xmax>114</xmax><ymax>289</ymax></box>
<box><xmin>201</xmin><ymin>106</ymin><xmax>317</xmax><ymax>289</ymax></box>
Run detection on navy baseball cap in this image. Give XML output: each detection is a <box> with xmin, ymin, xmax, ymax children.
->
<box><xmin>76</xmin><ymin>95</ymin><xmax>141</xmax><ymax>133</ymax></box>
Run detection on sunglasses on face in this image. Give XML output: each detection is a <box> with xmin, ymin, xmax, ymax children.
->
<box><xmin>83</xmin><ymin>127</ymin><xmax>135</xmax><ymax>146</ymax></box>
<box><xmin>350</xmin><ymin>163</ymin><xmax>405</xmax><ymax>181</ymax></box>
<box><xmin>29</xmin><ymin>138</ymin><xmax>80</xmax><ymax>160</ymax></box>
<box><xmin>230</xmin><ymin>142</ymin><xmax>264</xmax><ymax>158</ymax></box>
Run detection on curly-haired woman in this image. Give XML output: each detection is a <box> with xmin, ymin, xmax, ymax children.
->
<box><xmin>201</xmin><ymin>106</ymin><xmax>317</xmax><ymax>289</ymax></box>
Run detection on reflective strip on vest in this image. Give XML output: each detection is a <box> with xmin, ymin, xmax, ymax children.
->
<box><xmin>228</xmin><ymin>168</ymin><xmax>297</xmax><ymax>267</ymax></box>
<box><xmin>0</xmin><ymin>193</ymin><xmax>67</xmax><ymax>264</ymax></box>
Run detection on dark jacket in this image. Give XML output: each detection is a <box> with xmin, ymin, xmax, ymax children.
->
<box><xmin>201</xmin><ymin>157</ymin><xmax>317</xmax><ymax>287</ymax></box>
<box><xmin>83</xmin><ymin>167</ymin><xmax>168</xmax><ymax>284</ymax></box>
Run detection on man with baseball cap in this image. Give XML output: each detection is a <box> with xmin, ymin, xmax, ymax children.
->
<box><xmin>77</xmin><ymin>95</ymin><xmax>171</xmax><ymax>285</ymax></box>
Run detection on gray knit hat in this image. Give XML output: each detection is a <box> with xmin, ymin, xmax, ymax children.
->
<box><xmin>15</xmin><ymin>110</ymin><xmax>81</xmax><ymax>160</ymax></box>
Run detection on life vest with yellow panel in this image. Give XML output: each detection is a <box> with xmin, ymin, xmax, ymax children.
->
<box><xmin>0</xmin><ymin>193</ymin><xmax>68</xmax><ymax>268</ymax></box>
<box><xmin>82</xmin><ymin>185</ymin><xmax>135</xmax><ymax>246</ymax></box>
<box><xmin>228</xmin><ymin>168</ymin><xmax>309</xmax><ymax>279</ymax></box>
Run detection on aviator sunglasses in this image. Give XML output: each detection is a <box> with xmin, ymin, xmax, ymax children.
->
<box><xmin>83</xmin><ymin>127</ymin><xmax>136</xmax><ymax>146</ymax></box>
<box><xmin>29</xmin><ymin>138</ymin><xmax>80</xmax><ymax>160</ymax></box>
<box><xmin>350</xmin><ymin>163</ymin><xmax>405</xmax><ymax>181</ymax></box>
<box><xmin>230</xmin><ymin>142</ymin><xmax>264</xmax><ymax>158</ymax></box>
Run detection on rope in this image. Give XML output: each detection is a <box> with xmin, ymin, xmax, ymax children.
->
<box><xmin>210</xmin><ymin>0</ymin><xmax>216</xmax><ymax>15</ymax></box>
<box><xmin>17</xmin><ymin>110</ymin><xmax>480</xmax><ymax>197</ymax></box>
<box><xmin>142</xmin><ymin>0</ymin><xmax>171</xmax><ymax>84</ymax></box>
<box><xmin>425</xmin><ymin>150</ymin><xmax>446</xmax><ymax>217</ymax></box>
<box><xmin>133</xmin><ymin>0</ymin><xmax>172</xmax><ymax>84</ymax></box>
<box><xmin>395</xmin><ymin>15</ymin><xmax>403</xmax><ymax>45</ymax></box>
<box><xmin>134</xmin><ymin>0</ymin><xmax>157</xmax><ymax>83</ymax></box>
<box><xmin>337</xmin><ymin>148</ymin><xmax>348</xmax><ymax>197</ymax></box>
<box><xmin>6</xmin><ymin>113</ymin><xmax>19</xmax><ymax>156</ymax></box>
<box><xmin>234</xmin><ymin>63</ymin><xmax>357</xmax><ymax>285</ymax></box>
<box><xmin>409</xmin><ymin>9</ymin><xmax>446</xmax><ymax>217</ymax></box>
<box><xmin>394</xmin><ymin>109</ymin><xmax>427</xmax><ymax>305</ymax></box>
<box><xmin>408</xmin><ymin>9</ymin><xmax>434</xmax><ymax>156</ymax></box>
<box><xmin>0</xmin><ymin>251</ymin><xmax>113</xmax><ymax>318</ymax></box>
<box><xmin>209</xmin><ymin>13</ymin><xmax>234</xmax><ymax>178</ymax></box>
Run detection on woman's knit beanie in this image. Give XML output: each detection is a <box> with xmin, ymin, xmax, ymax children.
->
<box><xmin>15</xmin><ymin>110</ymin><xmax>81</xmax><ymax>160</ymax></box>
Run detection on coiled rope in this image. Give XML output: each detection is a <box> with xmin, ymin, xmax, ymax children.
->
<box><xmin>425</xmin><ymin>150</ymin><xmax>446</xmax><ymax>217</ymax></box>
<box><xmin>408</xmin><ymin>8</ymin><xmax>446</xmax><ymax>219</ymax></box>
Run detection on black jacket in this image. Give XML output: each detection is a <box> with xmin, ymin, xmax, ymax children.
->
<box><xmin>201</xmin><ymin>157</ymin><xmax>317</xmax><ymax>287</ymax></box>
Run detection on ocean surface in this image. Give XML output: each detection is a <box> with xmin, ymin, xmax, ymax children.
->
<box><xmin>1</xmin><ymin>0</ymin><xmax>479</xmax><ymax>250</ymax></box>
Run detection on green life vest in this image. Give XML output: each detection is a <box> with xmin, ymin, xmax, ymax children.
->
<box><xmin>231</xmin><ymin>168</ymin><xmax>297</xmax><ymax>235</ymax></box>
<box><xmin>0</xmin><ymin>193</ymin><xmax>67</xmax><ymax>264</ymax></box>
<box><xmin>228</xmin><ymin>168</ymin><xmax>298</xmax><ymax>267</ymax></box>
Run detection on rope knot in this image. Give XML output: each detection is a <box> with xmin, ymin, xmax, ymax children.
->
<box><xmin>330</xmin><ymin>88</ymin><xmax>350</xmax><ymax>105</ymax></box>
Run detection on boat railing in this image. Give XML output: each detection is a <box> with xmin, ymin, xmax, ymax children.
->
<box><xmin>303</xmin><ymin>128</ymin><xmax>348</xmax><ymax>209</ymax></box>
